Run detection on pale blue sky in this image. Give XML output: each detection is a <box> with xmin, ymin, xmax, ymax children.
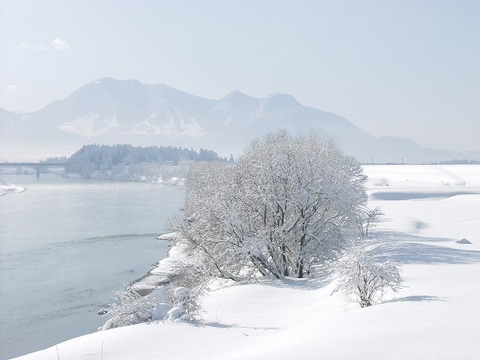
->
<box><xmin>1</xmin><ymin>0</ymin><xmax>479</xmax><ymax>151</ymax></box>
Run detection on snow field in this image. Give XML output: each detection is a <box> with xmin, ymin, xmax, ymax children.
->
<box><xmin>14</xmin><ymin>165</ymin><xmax>480</xmax><ymax>360</ymax></box>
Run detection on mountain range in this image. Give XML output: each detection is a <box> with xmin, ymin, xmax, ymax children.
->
<box><xmin>1</xmin><ymin>78</ymin><xmax>477</xmax><ymax>163</ymax></box>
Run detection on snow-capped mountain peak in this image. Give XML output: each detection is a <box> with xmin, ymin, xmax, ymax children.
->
<box><xmin>1</xmin><ymin>78</ymin><xmax>478</xmax><ymax>163</ymax></box>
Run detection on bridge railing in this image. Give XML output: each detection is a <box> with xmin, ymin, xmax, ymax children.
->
<box><xmin>0</xmin><ymin>163</ymin><xmax>68</xmax><ymax>177</ymax></box>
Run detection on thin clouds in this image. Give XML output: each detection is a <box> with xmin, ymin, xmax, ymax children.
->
<box><xmin>19</xmin><ymin>39</ymin><xmax>69</xmax><ymax>51</ymax></box>
<box><xmin>51</xmin><ymin>38</ymin><xmax>68</xmax><ymax>50</ymax></box>
<box><xmin>6</xmin><ymin>85</ymin><xmax>19</xmax><ymax>93</ymax></box>
<box><xmin>19</xmin><ymin>42</ymin><xmax>46</xmax><ymax>51</ymax></box>
<box><xmin>3</xmin><ymin>84</ymin><xmax>27</xmax><ymax>98</ymax></box>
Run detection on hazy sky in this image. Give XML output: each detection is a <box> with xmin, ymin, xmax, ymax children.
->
<box><xmin>1</xmin><ymin>0</ymin><xmax>479</xmax><ymax>151</ymax></box>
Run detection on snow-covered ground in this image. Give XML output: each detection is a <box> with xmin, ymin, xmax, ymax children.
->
<box><xmin>14</xmin><ymin>165</ymin><xmax>480</xmax><ymax>360</ymax></box>
<box><xmin>0</xmin><ymin>180</ymin><xmax>25</xmax><ymax>196</ymax></box>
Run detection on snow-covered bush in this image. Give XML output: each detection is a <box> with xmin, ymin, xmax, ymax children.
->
<box><xmin>100</xmin><ymin>287</ymin><xmax>168</xmax><ymax>330</ymax></box>
<box><xmin>336</xmin><ymin>247</ymin><xmax>403</xmax><ymax>307</ymax></box>
<box><xmin>166</xmin><ymin>287</ymin><xmax>202</xmax><ymax>321</ymax></box>
<box><xmin>100</xmin><ymin>284</ymin><xmax>203</xmax><ymax>328</ymax></box>
<box><xmin>375</xmin><ymin>177</ymin><xmax>390</xmax><ymax>186</ymax></box>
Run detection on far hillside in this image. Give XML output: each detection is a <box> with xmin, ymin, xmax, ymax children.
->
<box><xmin>65</xmin><ymin>144</ymin><xmax>227</xmax><ymax>182</ymax></box>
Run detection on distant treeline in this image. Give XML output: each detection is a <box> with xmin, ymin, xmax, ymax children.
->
<box><xmin>362</xmin><ymin>159</ymin><xmax>480</xmax><ymax>166</ymax></box>
<box><xmin>430</xmin><ymin>159</ymin><xmax>480</xmax><ymax>165</ymax></box>
<box><xmin>64</xmin><ymin>144</ymin><xmax>227</xmax><ymax>180</ymax></box>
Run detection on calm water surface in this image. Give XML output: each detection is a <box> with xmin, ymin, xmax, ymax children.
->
<box><xmin>0</xmin><ymin>175</ymin><xmax>185</xmax><ymax>359</ymax></box>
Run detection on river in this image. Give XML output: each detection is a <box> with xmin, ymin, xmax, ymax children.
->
<box><xmin>0</xmin><ymin>175</ymin><xmax>185</xmax><ymax>359</ymax></box>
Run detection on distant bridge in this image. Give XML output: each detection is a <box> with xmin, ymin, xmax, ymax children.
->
<box><xmin>0</xmin><ymin>162</ymin><xmax>68</xmax><ymax>177</ymax></box>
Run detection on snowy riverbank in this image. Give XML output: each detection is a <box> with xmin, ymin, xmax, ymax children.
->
<box><xmin>129</xmin><ymin>233</ymin><xmax>181</xmax><ymax>295</ymax></box>
<box><xmin>0</xmin><ymin>180</ymin><xmax>26</xmax><ymax>196</ymax></box>
<box><xmin>14</xmin><ymin>165</ymin><xmax>480</xmax><ymax>360</ymax></box>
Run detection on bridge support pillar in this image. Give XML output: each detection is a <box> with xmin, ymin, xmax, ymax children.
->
<box><xmin>36</xmin><ymin>166</ymin><xmax>40</xmax><ymax>177</ymax></box>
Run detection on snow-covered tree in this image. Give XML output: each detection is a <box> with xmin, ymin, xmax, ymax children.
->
<box><xmin>357</xmin><ymin>206</ymin><xmax>384</xmax><ymax>238</ymax></box>
<box><xmin>175</xmin><ymin>131</ymin><xmax>367</xmax><ymax>280</ymax></box>
<box><xmin>174</xmin><ymin>161</ymin><xmax>246</xmax><ymax>281</ymax></box>
<box><xmin>336</xmin><ymin>246</ymin><xmax>403</xmax><ymax>307</ymax></box>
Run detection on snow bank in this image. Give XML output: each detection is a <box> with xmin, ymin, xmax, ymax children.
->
<box><xmin>14</xmin><ymin>165</ymin><xmax>480</xmax><ymax>360</ymax></box>
<box><xmin>0</xmin><ymin>180</ymin><xmax>26</xmax><ymax>196</ymax></box>
<box><xmin>130</xmin><ymin>233</ymin><xmax>182</xmax><ymax>293</ymax></box>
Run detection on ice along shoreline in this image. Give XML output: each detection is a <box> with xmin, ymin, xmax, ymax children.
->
<box><xmin>129</xmin><ymin>233</ymin><xmax>181</xmax><ymax>296</ymax></box>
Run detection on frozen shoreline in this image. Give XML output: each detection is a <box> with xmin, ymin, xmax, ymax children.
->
<box><xmin>0</xmin><ymin>181</ymin><xmax>26</xmax><ymax>196</ymax></box>
<box><xmin>130</xmin><ymin>233</ymin><xmax>181</xmax><ymax>295</ymax></box>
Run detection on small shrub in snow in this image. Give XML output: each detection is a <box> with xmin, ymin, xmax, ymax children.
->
<box><xmin>100</xmin><ymin>286</ymin><xmax>168</xmax><ymax>330</ymax></box>
<box><xmin>166</xmin><ymin>287</ymin><xmax>202</xmax><ymax>321</ymax></box>
<box><xmin>336</xmin><ymin>247</ymin><xmax>403</xmax><ymax>307</ymax></box>
<box><xmin>357</xmin><ymin>206</ymin><xmax>384</xmax><ymax>238</ymax></box>
<box><xmin>375</xmin><ymin>177</ymin><xmax>390</xmax><ymax>186</ymax></box>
